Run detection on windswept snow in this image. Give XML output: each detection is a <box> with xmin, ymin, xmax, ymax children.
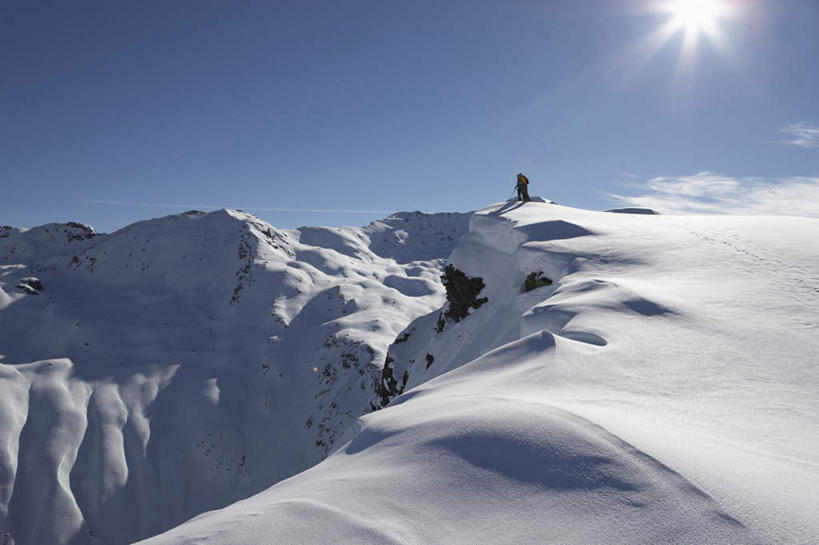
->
<box><xmin>2</xmin><ymin>201</ymin><xmax>818</xmax><ymax>544</ymax></box>
<box><xmin>0</xmin><ymin>209</ymin><xmax>468</xmax><ymax>544</ymax></box>
<box><xmin>144</xmin><ymin>201</ymin><xmax>818</xmax><ymax>545</ymax></box>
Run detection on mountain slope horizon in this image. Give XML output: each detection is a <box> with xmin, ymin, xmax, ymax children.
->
<box><xmin>0</xmin><ymin>206</ymin><xmax>469</xmax><ymax>544</ymax></box>
<box><xmin>2</xmin><ymin>200</ymin><xmax>818</xmax><ymax>544</ymax></box>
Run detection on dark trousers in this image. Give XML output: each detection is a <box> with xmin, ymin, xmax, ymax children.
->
<box><xmin>517</xmin><ymin>185</ymin><xmax>530</xmax><ymax>202</ymax></box>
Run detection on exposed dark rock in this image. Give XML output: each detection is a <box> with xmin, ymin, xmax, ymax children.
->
<box><xmin>374</xmin><ymin>354</ymin><xmax>401</xmax><ymax>409</ymax></box>
<box><xmin>65</xmin><ymin>222</ymin><xmax>97</xmax><ymax>241</ymax></box>
<box><xmin>231</xmin><ymin>234</ymin><xmax>255</xmax><ymax>304</ymax></box>
<box><xmin>524</xmin><ymin>271</ymin><xmax>553</xmax><ymax>292</ymax></box>
<box><xmin>425</xmin><ymin>353</ymin><xmax>434</xmax><ymax>369</ymax></box>
<box><xmin>16</xmin><ymin>277</ymin><xmax>45</xmax><ymax>295</ymax></box>
<box><xmin>441</xmin><ymin>264</ymin><xmax>488</xmax><ymax>323</ymax></box>
<box><xmin>309</xmin><ymin>336</ymin><xmax>378</xmax><ymax>456</ymax></box>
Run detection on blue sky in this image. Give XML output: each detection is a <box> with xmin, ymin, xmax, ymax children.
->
<box><xmin>2</xmin><ymin>0</ymin><xmax>817</xmax><ymax>232</ymax></box>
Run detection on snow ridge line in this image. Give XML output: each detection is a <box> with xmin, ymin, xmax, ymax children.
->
<box><xmin>0</xmin><ymin>208</ymin><xmax>470</xmax><ymax>545</ymax></box>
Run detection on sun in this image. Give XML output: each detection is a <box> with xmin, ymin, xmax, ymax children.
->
<box><xmin>625</xmin><ymin>0</ymin><xmax>739</xmax><ymax>73</ymax></box>
<box><xmin>614</xmin><ymin>0</ymin><xmax>742</xmax><ymax>83</ymax></box>
<box><xmin>666</xmin><ymin>0</ymin><xmax>730</xmax><ymax>34</ymax></box>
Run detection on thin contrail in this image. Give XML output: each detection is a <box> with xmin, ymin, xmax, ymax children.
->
<box><xmin>80</xmin><ymin>199</ymin><xmax>394</xmax><ymax>214</ymax></box>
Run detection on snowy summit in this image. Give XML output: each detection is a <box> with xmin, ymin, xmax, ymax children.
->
<box><xmin>1</xmin><ymin>200</ymin><xmax>818</xmax><ymax>545</ymax></box>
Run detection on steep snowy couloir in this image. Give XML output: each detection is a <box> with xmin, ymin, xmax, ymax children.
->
<box><xmin>143</xmin><ymin>200</ymin><xmax>819</xmax><ymax>545</ymax></box>
<box><xmin>0</xmin><ymin>209</ymin><xmax>469</xmax><ymax>545</ymax></box>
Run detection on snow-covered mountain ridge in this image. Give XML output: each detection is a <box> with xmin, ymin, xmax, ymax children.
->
<box><xmin>2</xmin><ymin>201</ymin><xmax>818</xmax><ymax>544</ymax></box>
<box><xmin>0</xmin><ymin>208</ymin><xmax>469</xmax><ymax>545</ymax></box>
<box><xmin>144</xmin><ymin>200</ymin><xmax>818</xmax><ymax>545</ymax></box>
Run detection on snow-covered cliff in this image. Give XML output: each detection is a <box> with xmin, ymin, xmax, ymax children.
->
<box><xmin>3</xmin><ymin>200</ymin><xmax>819</xmax><ymax>545</ymax></box>
<box><xmin>144</xmin><ymin>201</ymin><xmax>819</xmax><ymax>545</ymax></box>
<box><xmin>0</xmin><ymin>208</ymin><xmax>468</xmax><ymax>545</ymax></box>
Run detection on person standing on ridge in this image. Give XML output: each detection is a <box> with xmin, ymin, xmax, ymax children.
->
<box><xmin>516</xmin><ymin>173</ymin><xmax>531</xmax><ymax>202</ymax></box>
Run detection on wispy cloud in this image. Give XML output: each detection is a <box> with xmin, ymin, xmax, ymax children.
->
<box><xmin>777</xmin><ymin>122</ymin><xmax>819</xmax><ymax>149</ymax></box>
<box><xmin>80</xmin><ymin>199</ymin><xmax>393</xmax><ymax>214</ymax></box>
<box><xmin>611</xmin><ymin>172</ymin><xmax>819</xmax><ymax>217</ymax></box>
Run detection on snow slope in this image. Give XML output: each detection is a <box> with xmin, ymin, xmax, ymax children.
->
<box><xmin>142</xmin><ymin>200</ymin><xmax>819</xmax><ymax>545</ymax></box>
<box><xmin>0</xmin><ymin>209</ymin><xmax>469</xmax><ymax>545</ymax></box>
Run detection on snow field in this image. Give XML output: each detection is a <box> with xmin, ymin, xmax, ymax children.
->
<box><xmin>145</xmin><ymin>200</ymin><xmax>819</xmax><ymax>544</ymax></box>
<box><xmin>2</xmin><ymin>201</ymin><xmax>817</xmax><ymax>544</ymax></box>
<box><xmin>0</xmin><ymin>208</ymin><xmax>468</xmax><ymax>544</ymax></box>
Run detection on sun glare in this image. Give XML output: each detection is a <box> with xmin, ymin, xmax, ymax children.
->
<box><xmin>667</xmin><ymin>0</ymin><xmax>729</xmax><ymax>34</ymax></box>
<box><xmin>617</xmin><ymin>0</ymin><xmax>740</xmax><ymax>79</ymax></box>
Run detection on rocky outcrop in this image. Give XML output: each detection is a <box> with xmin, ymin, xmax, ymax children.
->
<box><xmin>15</xmin><ymin>277</ymin><xmax>44</xmax><ymax>295</ymax></box>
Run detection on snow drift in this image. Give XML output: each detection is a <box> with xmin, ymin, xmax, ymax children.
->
<box><xmin>2</xmin><ymin>200</ymin><xmax>818</xmax><ymax>544</ymax></box>
<box><xmin>0</xmin><ymin>209</ymin><xmax>468</xmax><ymax>544</ymax></box>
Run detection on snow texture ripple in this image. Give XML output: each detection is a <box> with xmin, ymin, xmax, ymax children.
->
<box><xmin>2</xmin><ymin>201</ymin><xmax>819</xmax><ymax>544</ymax></box>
